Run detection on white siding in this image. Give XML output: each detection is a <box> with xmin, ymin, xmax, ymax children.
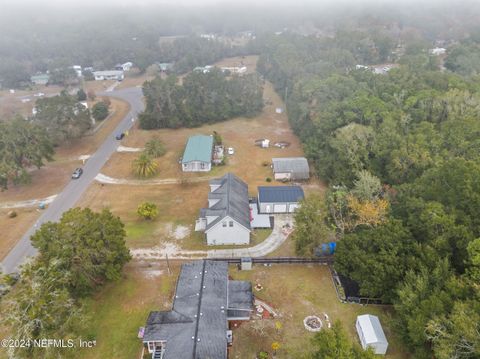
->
<box><xmin>182</xmin><ymin>161</ymin><xmax>211</xmax><ymax>172</ymax></box>
<box><xmin>259</xmin><ymin>202</ymin><xmax>299</xmax><ymax>214</ymax></box>
<box><xmin>206</xmin><ymin>216</ymin><xmax>250</xmax><ymax>245</ymax></box>
<box><xmin>274</xmin><ymin>172</ymin><xmax>291</xmax><ymax>181</ymax></box>
<box><xmin>273</xmin><ymin>204</ymin><xmax>287</xmax><ymax>212</ymax></box>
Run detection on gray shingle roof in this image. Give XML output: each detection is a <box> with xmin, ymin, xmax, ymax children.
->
<box><xmin>272</xmin><ymin>157</ymin><xmax>310</xmax><ymax>177</ymax></box>
<box><xmin>203</xmin><ymin>173</ymin><xmax>251</xmax><ymax>231</ymax></box>
<box><xmin>143</xmin><ymin>260</ymin><xmax>252</xmax><ymax>359</ymax></box>
<box><xmin>258</xmin><ymin>186</ymin><xmax>305</xmax><ymax>203</ymax></box>
<box><xmin>228</xmin><ymin>281</ymin><xmax>253</xmax><ymax>310</ymax></box>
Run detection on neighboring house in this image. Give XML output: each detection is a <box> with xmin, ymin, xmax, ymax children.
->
<box><xmin>30</xmin><ymin>74</ymin><xmax>50</xmax><ymax>85</ymax></box>
<box><xmin>193</xmin><ymin>65</ymin><xmax>214</xmax><ymax>74</ymax></box>
<box><xmin>257</xmin><ymin>185</ymin><xmax>304</xmax><ymax>214</ymax></box>
<box><xmin>72</xmin><ymin>65</ymin><xmax>82</xmax><ymax>77</ymax></box>
<box><xmin>142</xmin><ymin>260</ymin><xmax>253</xmax><ymax>359</ymax></box>
<box><xmin>115</xmin><ymin>62</ymin><xmax>133</xmax><ymax>71</ymax></box>
<box><xmin>181</xmin><ymin>135</ymin><xmax>214</xmax><ymax>172</ymax></box>
<box><xmin>195</xmin><ymin>173</ymin><xmax>251</xmax><ymax>245</ymax></box>
<box><xmin>93</xmin><ymin>70</ymin><xmax>124</xmax><ymax>81</ymax></box>
<box><xmin>371</xmin><ymin>64</ymin><xmax>398</xmax><ymax>75</ymax></box>
<box><xmin>220</xmin><ymin>66</ymin><xmax>247</xmax><ymax>74</ymax></box>
<box><xmin>272</xmin><ymin>157</ymin><xmax>310</xmax><ymax>181</ymax></box>
<box><xmin>430</xmin><ymin>47</ymin><xmax>447</xmax><ymax>55</ymax></box>
<box><xmin>158</xmin><ymin>63</ymin><xmax>173</xmax><ymax>72</ymax></box>
<box><xmin>356</xmin><ymin>314</ymin><xmax>389</xmax><ymax>355</ymax></box>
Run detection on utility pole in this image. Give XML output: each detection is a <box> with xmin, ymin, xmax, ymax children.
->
<box><xmin>284</xmin><ymin>86</ymin><xmax>288</xmax><ymax>111</ymax></box>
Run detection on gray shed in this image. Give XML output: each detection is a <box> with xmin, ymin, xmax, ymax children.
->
<box><xmin>272</xmin><ymin>157</ymin><xmax>310</xmax><ymax>181</ymax></box>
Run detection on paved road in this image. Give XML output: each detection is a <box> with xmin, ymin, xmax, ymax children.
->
<box><xmin>1</xmin><ymin>87</ymin><xmax>144</xmax><ymax>274</ymax></box>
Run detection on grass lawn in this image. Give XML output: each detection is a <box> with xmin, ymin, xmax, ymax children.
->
<box><xmin>79</xmin><ymin>70</ymin><xmax>321</xmax><ymax>252</ymax></box>
<box><xmin>75</xmin><ymin>261</ymin><xmax>180</xmax><ymax>359</ymax></box>
<box><xmin>229</xmin><ymin>265</ymin><xmax>411</xmax><ymax>359</ymax></box>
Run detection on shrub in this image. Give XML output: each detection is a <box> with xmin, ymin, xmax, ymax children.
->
<box><xmin>92</xmin><ymin>101</ymin><xmax>109</xmax><ymax>121</ymax></box>
<box><xmin>266</xmin><ymin>177</ymin><xmax>272</xmax><ymax>182</ymax></box>
<box><xmin>144</xmin><ymin>137</ymin><xmax>166</xmax><ymax>158</ymax></box>
<box><xmin>137</xmin><ymin>202</ymin><xmax>158</xmax><ymax>220</ymax></box>
<box><xmin>76</xmin><ymin>89</ymin><xmax>87</xmax><ymax>101</ymax></box>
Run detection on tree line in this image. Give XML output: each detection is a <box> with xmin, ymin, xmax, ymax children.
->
<box><xmin>139</xmin><ymin>69</ymin><xmax>264</xmax><ymax>129</ymax></box>
<box><xmin>258</xmin><ymin>32</ymin><xmax>480</xmax><ymax>358</ymax></box>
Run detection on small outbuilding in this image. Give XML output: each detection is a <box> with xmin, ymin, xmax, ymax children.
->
<box><xmin>272</xmin><ymin>157</ymin><xmax>310</xmax><ymax>181</ymax></box>
<box><xmin>257</xmin><ymin>186</ymin><xmax>304</xmax><ymax>214</ymax></box>
<box><xmin>356</xmin><ymin>314</ymin><xmax>389</xmax><ymax>355</ymax></box>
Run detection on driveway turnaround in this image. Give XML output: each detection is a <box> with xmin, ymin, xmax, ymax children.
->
<box><xmin>1</xmin><ymin>87</ymin><xmax>144</xmax><ymax>273</ymax></box>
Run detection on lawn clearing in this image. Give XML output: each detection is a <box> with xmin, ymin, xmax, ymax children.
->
<box><xmin>229</xmin><ymin>265</ymin><xmax>411</xmax><ymax>359</ymax></box>
<box><xmin>0</xmin><ymin>208</ymin><xmax>40</xmax><ymax>260</ymax></box>
<box><xmin>76</xmin><ymin>261</ymin><xmax>180</xmax><ymax>359</ymax></box>
<box><xmin>101</xmin><ymin>80</ymin><xmax>306</xmax><ymax>191</ymax></box>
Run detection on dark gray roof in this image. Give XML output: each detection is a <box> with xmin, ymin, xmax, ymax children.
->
<box><xmin>228</xmin><ymin>281</ymin><xmax>253</xmax><ymax>310</ymax></box>
<box><xmin>272</xmin><ymin>157</ymin><xmax>310</xmax><ymax>175</ymax></box>
<box><xmin>203</xmin><ymin>173</ymin><xmax>251</xmax><ymax>231</ymax></box>
<box><xmin>258</xmin><ymin>186</ymin><xmax>305</xmax><ymax>203</ymax></box>
<box><xmin>143</xmin><ymin>260</ymin><xmax>251</xmax><ymax>359</ymax></box>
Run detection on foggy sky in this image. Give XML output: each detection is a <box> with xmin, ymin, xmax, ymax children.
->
<box><xmin>1</xmin><ymin>0</ymin><xmax>463</xmax><ymax>7</ymax></box>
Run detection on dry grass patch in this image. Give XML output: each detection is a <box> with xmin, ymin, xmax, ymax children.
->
<box><xmin>229</xmin><ymin>265</ymin><xmax>410</xmax><ymax>359</ymax></box>
<box><xmin>0</xmin><ymin>208</ymin><xmax>40</xmax><ymax>260</ymax></box>
<box><xmin>78</xmin><ymin>182</ymin><xmax>207</xmax><ymax>248</ymax></box>
<box><xmin>103</xmin><ymin>81</ymin><xmax>305</xmax><ymax>193</ymax></box>
<box><xmin>0</xmin><ymin>97</ymin><xmax>129</xmax><ymax>204</ymax></box>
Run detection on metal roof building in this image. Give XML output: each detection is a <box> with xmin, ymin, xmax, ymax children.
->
<box><xmin>182</xmin><ymin>135</ymin><xmax>214</xmax><ymax>172</ymax></box>
<box><xmin>272</xmin><ymin>157</ymin><xmax>310</xmax><ymax>181</ymax></box>
<box><xmin>257</xmin><ymin>186</ymin><xmax>304</xmax><ymax>214</ymax></box>
<box><xmin>356</xmin><ymin>314</ymin><xmax>389</xmax><ymax>355</ymax></box>
<box><xmin>142</xmin><ymin>260</ymin><xmax>253</xmax><ymax>359</ymax></box>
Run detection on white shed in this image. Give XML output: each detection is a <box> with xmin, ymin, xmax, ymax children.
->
<box><xmin>356</xmin><ymin>314</ymin><xmax>388</xmax><ymax>355</ymax></box>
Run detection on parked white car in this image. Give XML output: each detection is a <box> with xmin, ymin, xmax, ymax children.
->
<box><xmin>227</xmin><ymin>147</ymin><xmax>235</xmax><ymax>155</ymax></box>
<box><xmin>34</xmin><ymin>92</ymin><xmax>45</xmax><ymax>97</ymax></box>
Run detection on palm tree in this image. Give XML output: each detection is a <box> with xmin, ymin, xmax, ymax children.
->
<box><xmin>132</xmin><ymin>153</ymin><xmax>158</xmax><ymax>178</ymax></box>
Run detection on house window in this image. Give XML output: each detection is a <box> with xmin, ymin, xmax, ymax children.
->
<box><xmin>222</xmin><ymin>221</ymin><xmax>227</xmax><ymax>227</ymax></box>
<box><xmin>229</xmin><ymin>221</ymin><xmax>234</xmax><ymax>227</ymax></box>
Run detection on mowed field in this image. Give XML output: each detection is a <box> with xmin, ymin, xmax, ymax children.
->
<box><xmin>230</xmin><ymin>265</ymin><xmax>411</xmax><ymax>359</ymax></box>
<box><xmin>0</xmin><ymin>98</ymin><xmax>130</xmax><ymax>260</ymax></box>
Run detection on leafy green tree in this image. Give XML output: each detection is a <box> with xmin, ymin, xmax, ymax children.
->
<box><xmin>292</xmin><ymin>195</ymin><xmax>332</xmax><ymax>256</ymax></box>
<box><xmin>351</xmin><ymin>170</ymin><xmax>382</xmax><ymax>201</ymax></box>
<box><xmin>144</xmin><ymin>137</ymin><xmax>166</xmax><ymax>158</ymax></box>
<box><xmin>426</xmin><ymin>301</ymin><xmax>480</xmax><ymax>359</ymax></box>
<box><xmin>31</xmin><ymin>208</ymin><xmax>131</xmax><ymax>297</ymax></box>
<box><xmin>394</xmin><ymin>260</ymin><xmax>460</xmax><ymax>357</ymax></box>
<box><xmin>91</xmin><ymin>101</ymin><xmax>109</xmax><ymax>121</ymax></box>
<box><xmin>0</xmin><ymin>261</ymin><xmax>82</xmax><ymax>359</ymax></box>
<box><xmin>76</xmin><ymin>89</ymin><xmax>87</xmax><ymax>101</ymax></box>
<box><xmin>137</xmin><ymin>202</ymin><xmax>158</xmax><ymax>220</ymax></box>
<box><xmin>0</xmin><ymin>116</ymin><xmax>54</xmax><ymax>189</ymax></box>
<box><xmin>308</xmin><ymin>321</ymin><xmax>376</xmax><ymax>359</ymax></box>
<box><xmin>132</xmin><ymin>153</ymin><xmax>158</xmax><ymax>178</ymax></box>
<box><xmin>34</xmin><ymin>91</ymin><xmax>92</xmax><ymax>144</ymax></box>
<box><xmin>335</xmin><ymin>220</ymin><xmax>416</xmax><ymax>302</ymax></box>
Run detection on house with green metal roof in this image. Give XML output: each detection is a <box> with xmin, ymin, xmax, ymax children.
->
<box><xmin>30</xmin><ymin>74</ymin><xmax>50</xmax><ymax>85</ymax></box>
<box><xmin>181</xmin><ymin>135</ymin><xmax>214</xmax><ymax>172</ymax></box>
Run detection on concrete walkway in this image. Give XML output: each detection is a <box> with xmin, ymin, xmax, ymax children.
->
<box><xmin>207</xmin><ymin>215</ymin><xmax>293</xmax><ymax>258</ymax></box>
<box><xmin>0</xmin><ymin>194</ymin><xmax>58</xmax><ymax>209</ymax></box>
<box><xmin>130</xmin><ymin>215</ymin><xmax>294</xmax><ymax>260</ymax></box>
<box><xmin>94</xmin><ymin>173</ymin><xmax>213</xmax><ymax>186</ymax></box>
